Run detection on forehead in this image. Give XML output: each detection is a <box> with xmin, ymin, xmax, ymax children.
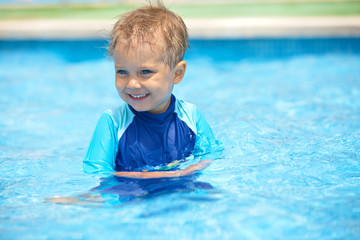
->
<box><xmin>114</xmin><ymin>35</ymin><xmax>166</xmax><ymax>59</ymax></box>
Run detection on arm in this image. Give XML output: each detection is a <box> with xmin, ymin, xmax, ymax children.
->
<box><xmin>191</xmin><ymin>106</ymin><xmax>220</xmax><ymax>159</ymax></box>
<box><xmin>83</xmin><ymin>113</ymin><xmax>118</xmax><ymax>174</ymax></box>
<box><xmin>112</xmin><ymin>160</ymin><xmax>212</xmax><ymax>179</ymax></box>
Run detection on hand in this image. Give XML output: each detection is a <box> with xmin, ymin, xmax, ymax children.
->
<box><xmin>44</xmin><ymin>193</ymin><xmax>104</xmax><ymax>205</ymax></box>
<box><xmin>112</xmin><ymin>160</ymin><xmax>213</xmax><ymax>179</ymax></box>
<box><xmin>181</xmin><ymin>160</ymin><xmax>213</xmax><ymax>176</ymax></box>
<box><xmin>44</xmin><ymin>196</ymin><xmax>88</xmax><ymax>205</ymax></box>
<box><xmin>112</xmin><ymin>170</ymin><xmax>181</xmax><ymax>179</ymax></box>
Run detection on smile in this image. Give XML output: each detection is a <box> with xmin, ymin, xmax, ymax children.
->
<box><xmin>128</xmin><ymin>93</ymin><xmax>149</xmax><ymax>100</ymax></box>
<box><xmin>130</xmin><ymin>94</ymin><xmax>147</xmax><ymax>98</ymax></box>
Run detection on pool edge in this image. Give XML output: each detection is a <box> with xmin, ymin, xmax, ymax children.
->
<box><xmin>1</xmin><ymin>17</ymin><xmax>360</xmax><ymax>40</ymax></box>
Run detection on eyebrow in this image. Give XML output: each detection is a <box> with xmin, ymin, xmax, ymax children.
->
<box><xmin>114</xmin><ymin>63</ymin><xmax>159</xmax><ymax>69</ymax></box>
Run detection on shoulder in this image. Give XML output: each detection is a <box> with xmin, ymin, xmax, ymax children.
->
<box><xmin>93</xmin><ymin>103</ymin><xmax>135</xmax><ymax>137</ymax></box>
<box><xmin>101</xmin><ymin>102</ymin><xmax>135</xmax><ymax>140</ymax></box>
<box><xmin>175</xmin><ymin>98</ymin><xmax>197</xmax><ymax>113</ymax></box>
<box><xmin>174</xmin><ymin>98</ymin><xmax>200</xmax><ymax>117</ymax></box>
<box><xmin>174</xmin><ymin>98</ymin><xmax>202</xmax><ymax>133</ymax></box>
<box><xmin>101</xmin><ymin>102</ymin><xmax>134</xmax><ymax>126</ymax></box>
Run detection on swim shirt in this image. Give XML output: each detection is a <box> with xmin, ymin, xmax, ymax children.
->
<box><xmin>83</xmin><ymin>95</ymin><xmax>216</xmax><ymax>174</ymax></box>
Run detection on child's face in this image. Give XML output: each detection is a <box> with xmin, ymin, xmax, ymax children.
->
<box><xmin>113</xmin><ymin>39</ymin><xmax>186</xmax><ymax>114</ymax></box>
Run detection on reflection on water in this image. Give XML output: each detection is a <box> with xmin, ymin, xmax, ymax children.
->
<box><xmin>47</xmin><ymin>174</ymin><xmax>217</xmax><ymax>207</ymax></box>
<box><xmin>97</xmin><ymin>175</ymin><xmax>215</xmax><ymax>201</ymax></box>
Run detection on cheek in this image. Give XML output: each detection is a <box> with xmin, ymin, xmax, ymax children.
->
<box><xmin>159</xmin><ymin>74</ymin><xmax>175</xmax><ymax>87</ymax></box>
<box><xmin>115</xmin><ymin>78</ymin><xmax>123</xmax><ymax>90</ymax></box>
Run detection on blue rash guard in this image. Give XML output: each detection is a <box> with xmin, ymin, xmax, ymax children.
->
<box><xmin>83</xmin><ymin>95</ymin><xmax>216</xmax><ymax>174</ymax></box>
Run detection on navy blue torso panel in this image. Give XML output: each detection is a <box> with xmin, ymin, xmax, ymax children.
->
<box><xmin>115</xmin><ymin>95</ymin><xmax>196</xmax><ymax>171</ymax></box>
<box><xmin>83</xmin><ymin>94</ymin><xmax>216</xmax><ymax>174</ymax></box>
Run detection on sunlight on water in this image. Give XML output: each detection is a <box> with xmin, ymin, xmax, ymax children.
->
<box><xmin>0</xmin><ymin>39</ymin><xmax>359</xmax><ymax>239</ymax></box>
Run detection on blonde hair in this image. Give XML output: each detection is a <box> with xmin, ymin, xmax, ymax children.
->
<box><xmin>107</xmin><ymin>1</ymin><xmax>189</xmax><ymax>68</ymax></box>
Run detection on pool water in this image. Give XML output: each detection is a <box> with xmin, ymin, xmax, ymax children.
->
<box><xmin>1</xmin><ymin>38</ymin><xmax>359</xmax><ymax>239</ymax></box>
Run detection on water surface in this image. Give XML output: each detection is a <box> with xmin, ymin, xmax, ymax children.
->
<box><xmin>0</xmin><ymin>38</ymin><xmax>359</xmax><ymax>239</ymax></box>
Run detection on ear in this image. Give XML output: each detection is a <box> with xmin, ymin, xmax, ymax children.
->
<box><xmin>173</xmin><ymin>61</ymin><xmax>187</xmax><ymax>84</ymax></box>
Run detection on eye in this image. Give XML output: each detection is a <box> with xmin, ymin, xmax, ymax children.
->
<box><xmin>116</xmin><ymin>69</ymin><xmax>128</xmax><ymax>76</ymax></box>
<box><xmin>140</xmin><ymin>70</ymin><xmax>153</xmax><ymax>76</ymax></box>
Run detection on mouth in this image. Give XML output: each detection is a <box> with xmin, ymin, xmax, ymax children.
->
<box><xmin>128</xmin><ymin>93</ymin><xmax>150</xmax><ymax>101</ymax></box>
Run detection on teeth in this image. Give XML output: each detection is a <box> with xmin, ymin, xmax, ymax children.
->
<box><xmin>130</xmin><ymin>94</ymin><xmax>147</xmax><ymax>99</ymax></box>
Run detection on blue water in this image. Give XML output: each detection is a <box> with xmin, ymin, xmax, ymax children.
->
<box><xmin>1</xmin><ymin>38</ymin><xmax>360</xmax><ymax>239</ymax></box>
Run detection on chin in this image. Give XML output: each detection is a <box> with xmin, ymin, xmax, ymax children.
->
<box><xmin>129</xmin><ymin>104</ymin><xmax>150</xmax><ymax>112</ymax></box>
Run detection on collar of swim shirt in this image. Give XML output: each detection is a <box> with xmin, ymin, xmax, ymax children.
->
<box><xmin>128</xmin><ymin>94</ymin><xmax>176</xmax><ymax>124</ymax></box>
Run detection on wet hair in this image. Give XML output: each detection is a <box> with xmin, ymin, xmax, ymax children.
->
<box><xmin>107</xmin><ymin>0</ymin><xmax>189</xmax><ymax>68</ymax></box>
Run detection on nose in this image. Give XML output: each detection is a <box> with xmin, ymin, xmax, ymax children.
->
<box><xmin>127</xmin><ymin>78</ymin><xmax>141</xmax><ymax>89</ymax></box>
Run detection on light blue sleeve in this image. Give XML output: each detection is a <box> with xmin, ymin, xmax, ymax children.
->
<box><xmin>174</xmin><ymin>99</ymin><xmax>220</xmax><ymax>158</ymax></box>
<box><xmin>83</xmin><ymin>113</ymin><xmax>118</xmax><ymax>174</ymax></box>
<box><xmin>193</xmin><ymin>107</ymin><xmax>218</xmax><ymax>157</ymax></box>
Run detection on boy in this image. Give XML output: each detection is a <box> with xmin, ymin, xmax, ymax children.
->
<box><xmin>83</xmin><ymin>2</ymin><xmax>217</xmax><ymax>179</ymax></box>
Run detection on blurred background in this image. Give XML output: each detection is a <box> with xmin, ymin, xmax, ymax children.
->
<box><xmin>1</xmin><ymin>0</ymin><xmax>359</xmax><ymax>39</ymax></box>
<box><xmin>1</xmin><ymin>0</ymin><xmax>360</xmax><ymax>19</ymax></box>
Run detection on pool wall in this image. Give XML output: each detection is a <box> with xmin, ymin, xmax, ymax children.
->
<box><xmin>2</xmin><ymin>37</ymin><xmax>360</xmax><ymax>62</ymax></box>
